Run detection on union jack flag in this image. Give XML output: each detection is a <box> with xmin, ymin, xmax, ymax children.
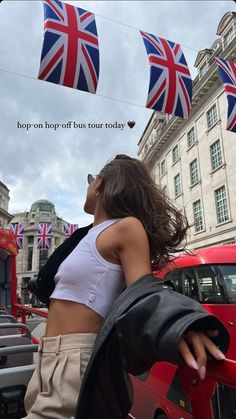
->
<box><xmin>216</xmin><ymin>58</ymin><xmax>236</xmax><ymax>133</ymax></box>
<box><xmin>10</xmin><ymin>223</ymin><xmax>24</xmax><ymax>249</ymax></box>
<box><xmin>140</xmin><ymin>31</ymin><xmax>192</xmax><ymax>118</ymax></box>
<box><xmin>37</xmin><ymin>223</ymin><xmax>52</xmax><ymax>249</ymax></box>
<box><xmin>64</xmin><ymin>223</ymin><xmax>78</xmax><ymax>238</ymax></box>
<box><xmin>38</xmin><ymin>0</ymin><xmax>100</xmax><ymax>93</ymax></box>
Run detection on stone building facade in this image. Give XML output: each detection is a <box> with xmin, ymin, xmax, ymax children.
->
<box><xmin>0</xmin><ymin>181</ymin><xmax>13</xmax><ymax>228</ymax></box>
<box><xmin>11</xmin><ymin>199</ymin><xmax>70</xmax><ymax>303</ymax></box>
<box><xmin>138</xmin><ymin>12</ymin><xmax>236</xmax><ymax>250</ymax></box>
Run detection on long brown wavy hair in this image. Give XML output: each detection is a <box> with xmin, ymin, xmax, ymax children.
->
<box><xmin>98</xmin><ymin>154</ymin><xmax>189</xmax><ymax>270</ymax></box>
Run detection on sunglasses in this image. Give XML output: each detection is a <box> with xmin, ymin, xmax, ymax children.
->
<box><xmin>87</xmin><ymin>174</ymin><xmax>95</xmax><ymax>185</ymax></box>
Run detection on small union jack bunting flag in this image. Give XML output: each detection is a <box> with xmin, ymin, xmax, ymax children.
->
<box><xmin>38</xmin><ymin>0</ymin><xmax>100</xmax><ymax>93</ymax></box>
<box><xmin>140</xmin><ymin>31</ymin><xmax>192</xmax><ymax>118</ymax></box>
<box><xmin>10</xmin><ymin>223</ymin><xmax>24</xmax><ymax>249</ymax></box>
<box><xmin>37</xmin><ymin>223</ymin><xmax>52</xmax><ymax>249</ymax></box>
<box><xmin>64</xmin><ymin>223</ymin><xmax>78</xmax><ymax>238</ymax></box>
<box><xmin>216</xmin><ymin>58</ymin><xmax>236</xmax><ymax>133</ymax></box>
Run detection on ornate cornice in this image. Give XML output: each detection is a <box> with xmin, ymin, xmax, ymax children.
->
<box><xmin>0</xmin><ymin>207</ymin><xmax>13</xmax><ymax>222</ymax></box>
<box><xmin>217</xmin><ymin>12</ymin><xmax>236</xmax><ymax>36</ymax></box>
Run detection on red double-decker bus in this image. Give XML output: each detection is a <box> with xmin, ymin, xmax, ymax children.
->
<box><xmin>129</xmin><ymin>244</ymin><xmax>236</xmax><ymax>419</ymax></box>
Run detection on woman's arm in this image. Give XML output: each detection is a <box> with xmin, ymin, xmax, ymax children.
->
<box><xmin>116</xmin><ymin>217</ymin><xmax>152</xmax><ymax>286</ymax></box>
<box><xmin>116</xmin><ymin>217</ymin><xmax>226</xmax><ymax>380</ymax></box>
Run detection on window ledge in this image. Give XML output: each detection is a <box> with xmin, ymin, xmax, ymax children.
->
<box><xmin>172</xmin><ymin>157</ymin><xmax>181</xmax><ymax>167</ymax></box>
<box><xmin>160</xmin><ymin>171</ymin><xmax>167</xmax><ymax>178</ymax></box>
<box><xmin>210</xmin><ymin>163</ymin><xmax>226</xmax><ymax>175</ymax></box>
<box><xmin>187</xmin><ymin>140</ymin><xmax>198</xmax><ymax>152</ymax></box>
<box><xmin>175</xmin><ymin>192</ymin><xmax>183</xmax><ymax>200</ymax></box>
<box><xmin>193</xmin><ymin>228</ymin><xmax>206</xmax><ymax>236</ymax></box>
<box><xmin>215</xmin><ymin>219</ymin><xmax>232</xmax><ymax>228</ymax></box>
<box><xmin>206</xmin><ymin>119</ymin><xmax>221</xmax><ymax>134</ymax></box>
<box><xmin>190</xmin><ymin>180</ymin><xmax>201</xmax><ymax>189</ymax></box>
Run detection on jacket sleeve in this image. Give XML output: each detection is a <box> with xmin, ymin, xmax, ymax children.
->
<box><xmin>115</xmin><ymin>285</ymin><xmax>230</xmax><ymax>375</ymax></box>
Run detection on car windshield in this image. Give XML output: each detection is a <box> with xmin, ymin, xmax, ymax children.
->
<box><xmin>218</xmin><ymin>264</ymin><xmax>236</xmax><ymax>303</ymax></box>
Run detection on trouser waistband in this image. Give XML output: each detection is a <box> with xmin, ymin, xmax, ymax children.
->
<box><xmin>39</xmin><ymin>333</ymin><xmax>97</xmax><ymax>354</ymax></box>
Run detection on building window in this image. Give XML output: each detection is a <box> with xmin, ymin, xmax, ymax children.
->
<box><xmin>224</xmin><ymin>26</ymin><xmax>235</xmax><ymax>49</ymax></box>
<box><xmin>172</xmin><ymin>144</ymin><xmax>179</xmax><ymax>164</ymax></box>
<box><xmin>27</xmin><ymin>247</ymin><xmax>33</xmax><ymax>271</ymax></box>
<box><xmin>187</xmin><ymin>127</ymin><xmax>196</xmax><ymax>148</ymax></box>
<box><xmin>190</xmin><ymin>159</ymin><xmax>199</xmax><ymax>185</ymax></box>
<box><xmin>215</xmin><ymin>186</ymin><xmax>229</xmax><ymax>223</ymax></box>
<box><xmin>207</xmin><ymin>104</ymin><xmax>218</xmax><ymax>128</ymax></box>
<box><xmin>199</xmin><ymin>61</ymin><xmax>208</xmax><ymax>78</ymax></box>
<box><xmin>160</xmin><ymin>159</ymin><xmax>166</xmax><ymax>176</ymax></box>
<box><xmin>193</xmin><ymin>200</ymin><xmax>204</xmax><ymax>233</ymax></box>
<box><xmin>210</xmin><ymin>140</ymin><xmax>223</xmax><ymax>171</ymax></box>
<box><xmin>174</xmin><ymin>173</ymin><xmax>181</xmax><ymax>197</ymax></box>
<box><xmin>39</xmin><ymin>249</ymin><xmax>49</xmax><ymax>270</ymax></box>
<box><xmin>28</xmin><ymin>236</ymin><xmax>34</xmax><ymax>245</ymax></box>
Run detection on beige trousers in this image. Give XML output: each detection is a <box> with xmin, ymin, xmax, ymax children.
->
<box><xmin>23</xmin><ymin>333</ymin><xmax>97</xmax><ymax>419</ymax></box>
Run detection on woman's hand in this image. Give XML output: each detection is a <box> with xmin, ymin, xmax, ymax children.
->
<box><xmin>178</xmin><ymin>330</ymin><xmax>225</xmax><ymax>380</ymax></box>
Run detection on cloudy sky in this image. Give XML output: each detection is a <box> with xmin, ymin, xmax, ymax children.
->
<box><xmin>0</xmin><ymin>0</ymin><xmax>234</xmax><ymax>226</ymax></box>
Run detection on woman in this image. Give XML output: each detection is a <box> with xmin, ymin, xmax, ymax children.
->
<box><xmin>24</xmin><ymin>154</ymin><xmax>227</xmax><ymax>419</ymax></box>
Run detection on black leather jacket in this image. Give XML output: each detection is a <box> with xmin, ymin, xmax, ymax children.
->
<box><xmin>75</xmin><ymin>275</ymin><xmax>230</xmax><ymax>419</ymax></box>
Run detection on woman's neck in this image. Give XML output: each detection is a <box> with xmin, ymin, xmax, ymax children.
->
<box><xmin>93</xmin><ymin>205</ymin><xmax>113</xmax><ymax>227</ymax></box>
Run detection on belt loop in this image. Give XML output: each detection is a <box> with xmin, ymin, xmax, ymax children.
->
<box><xmin>38</xmin><ymin>339</ymin><xmax>43</xmax><ymax>392</ymax></box>
<box><xmin>39</xmin><ymin>337</ymin><xmax>43</xmax><ymax>352</ymax></box>
<box><xmin>55</xmin><ymin>335</ymin><xmax>61</xmax><ymax>355</ymax></box>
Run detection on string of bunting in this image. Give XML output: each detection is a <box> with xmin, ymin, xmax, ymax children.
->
<box><xmin>0</xmin><ymin>0</ymin><xmax>235</xmax><ymax>131</ymax></box>
<box><xmin>10</xmin><ymin>222</ymin><xmax>78</xmax><ymax>250</ymax></box>
<box><xmin>38</xmin><ymin>0</ymin><xmax>235</xmax><ymax>131</ymax></box>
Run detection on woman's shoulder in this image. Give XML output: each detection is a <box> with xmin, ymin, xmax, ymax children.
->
<box><xmin>117</xmin><ymin>216</ymin><xmax>144</xmax><ymax>229</ymax></box>
<box><xmin>115</xmin><ymin>217</ymin><xmax>147</xmax><ymax>240</ymax></box>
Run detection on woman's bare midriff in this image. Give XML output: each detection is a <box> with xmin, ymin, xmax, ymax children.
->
<box><xmin>45</xmin><ymin>299</ymin><xmax>104</xmax><ymax>337</ymax></box>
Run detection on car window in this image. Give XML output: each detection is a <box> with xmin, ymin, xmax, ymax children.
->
<box><xmin>165</xmin><ymin>266</ymin><xmax>225</xmax><ymax>304</ymax></box>
<box><xmin>181</xmin><ymin>269</ymin><xmax>199</xmax><ymax>300</ymax></box>
<box><xmin>194</xmin><ymin>266</ymin><xmax>224</xmax><ymax>303</ymax></box>
<box><xmin>165</xmin><ymin>269</ymin><xmax>199</xmax><ymax>300</ymax></box>
<box><xmin>218</xmin><ymin>264</ymin><xmax>236</xmax><ymax>303</ymax></box>
<box><xmin>164</xmin><ymin>271</ymin><xmax>181</xmax><ymax>292</ymax></box>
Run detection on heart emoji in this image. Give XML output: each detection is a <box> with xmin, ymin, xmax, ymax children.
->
<box><xmin>127</xmin><ymin>121</ymin><xmax>135</xmax><ymax>129</ymax></box>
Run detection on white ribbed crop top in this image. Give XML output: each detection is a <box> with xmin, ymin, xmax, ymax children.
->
<box><xmin>50</xmin><ymin>219</ymin><xmax>125</xmax><ymax>317</ymax></box>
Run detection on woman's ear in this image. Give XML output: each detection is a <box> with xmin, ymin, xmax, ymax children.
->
<box><xmin>94</xmin><ymin>176</ymin><xmax>103</xmax><ymax>195</ymax></box>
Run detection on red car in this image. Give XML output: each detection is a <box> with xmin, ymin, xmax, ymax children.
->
<box><xmin>129</xmin><ymin>244</ymin><xmax>236</xmax><ymax>419</ymax></box>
